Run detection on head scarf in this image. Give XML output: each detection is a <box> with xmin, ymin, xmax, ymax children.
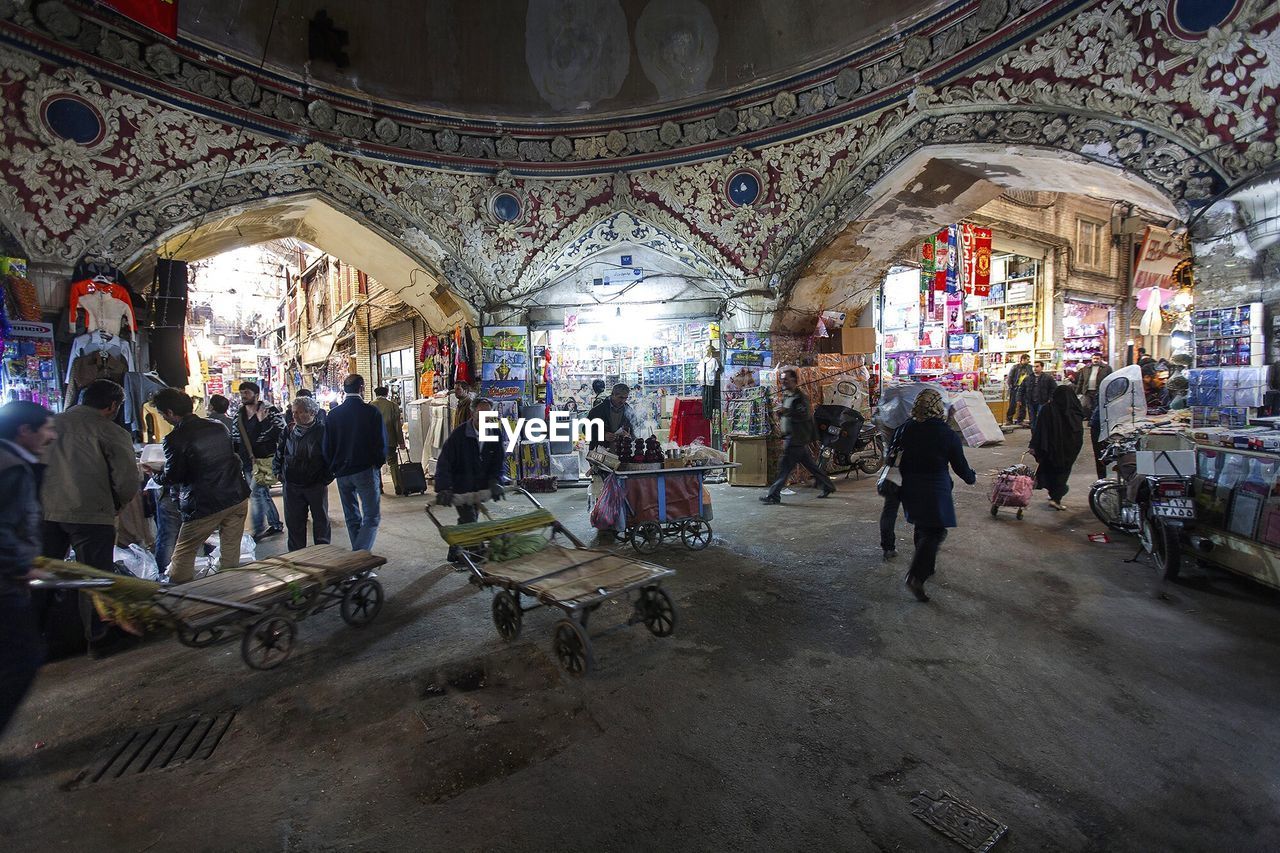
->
<box><xmin>1033</xmin><ymin>385</ymin><xmax>1085</xmax><ymax>468</ymax></box>
<box><xmin>910</xmin><ymin>389</ymin><xmax>945</xmax><ymax>422</ymax></box>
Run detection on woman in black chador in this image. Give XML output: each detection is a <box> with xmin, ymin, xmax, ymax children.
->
<box><xmin>1029</xmin><ymin>384</ymin><xmax>1085</xmax><ymax>511</ymax></box>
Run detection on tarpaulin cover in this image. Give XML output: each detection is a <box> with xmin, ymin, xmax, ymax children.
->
<box><xmin>625</xmin><ymin>473</ymin><xmax>701</xmax><ymax>523</ymax></box>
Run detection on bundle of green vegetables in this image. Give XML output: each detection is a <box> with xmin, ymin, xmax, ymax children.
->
<box><xmin>486</xmin><ymin>533</ymin><xmax>549</xmax><ymax>563</ymax></box>
<box><xmin>35</xmin><ymin>557</ymin><xmax>167</xmax><ymax>635</ymax></box>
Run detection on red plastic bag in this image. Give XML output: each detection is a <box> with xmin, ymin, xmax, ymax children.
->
<box><xmin>989</xmin><ymin>472</ymin><xmax>1033</xmax><ymax>508</ymax></box>
<box><xmin>590</xmin><ymin>474</ymin><xmax>627</xmax><ymax>530</ymax></box>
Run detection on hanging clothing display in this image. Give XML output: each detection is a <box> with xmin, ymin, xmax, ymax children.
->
<box><xmin>64</xmin><ymin>331</ymin><xmax>136</xmax><ymax>414</ymax></box>
<box><xmin>68</xmin><ymin>278</ymin><xmax>137</xmax><ymax>334</ymax></box>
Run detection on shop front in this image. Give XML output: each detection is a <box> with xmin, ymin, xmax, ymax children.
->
<box><xmin>878</xmin><ymin>224</ymin><xmax>1053</xmax><ymax>424</ymax></box>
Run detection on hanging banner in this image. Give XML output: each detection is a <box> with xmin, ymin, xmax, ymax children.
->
<box><xmin>961</xmin><ymin>224</ymin><xmax>992</xmax><ymax>296</ymax></box>
<box><xmin>934</xmin><ymin>228</ymin><xmax>950</xmax><ymax>291</ymax></box>
<box><xmin>1133</xmin><ymin>225</ymin><xmax>1185</xmax><ymax>291</ymax></box>
<box><xmin>945</xmin><ymin>226</ymin><xmax>961</xmax><ymax>294</ymax></box>
<box><xmin>100</xmin><ymin>0</ymin><xmax>179</xmax><ymax>38</ymax></box>
<box><xmin>920</xmin><ymin>234</ymin><xmax>937</xmax><ymax>294</ymax></box>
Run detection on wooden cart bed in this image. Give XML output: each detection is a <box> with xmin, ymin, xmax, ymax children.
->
<box><xmin>478</xmin><ymin>543</ymin><xmax>673</xmax><ymax>609</ymax></box>
<box><xmin>163</xmin><ymin>544</ymin><xmax>386</xmax><ymax>624</ymax></box>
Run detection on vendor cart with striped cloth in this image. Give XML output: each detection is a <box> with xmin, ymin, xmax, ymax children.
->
<box><xmin>426</xmin><ymin>488</ymin><xmax>676</xmax><ymax>676</ymax></box>
<box><xmin>33</xmin><ymin>544</ymin><xmax>386</xmax><ymax>671</ymax></box>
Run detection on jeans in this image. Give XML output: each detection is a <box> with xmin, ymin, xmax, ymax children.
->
<box><xmin>41</xmin><ymin>520</ymin><xmax>117</xmax><ymax>645</ymax></box>
<box><xmin>167</xmin><ymin>499</ymin><xmax>249</xmax><ymax>584</ymax></box>
<box><xmin>1029</xmin><ymin>402</ymin><xmax>1044</xmax><ymax>433</ymax></box>
<box><xmin>0</xmin><ymin>598</ymin><xmax>43</xmax><ymax>741</ymax></box>
<box><xmin>908</xmin><ymin>526</ymin><xmax>948</xmax><ymax>584</ymax></box>
<box><xmin>283</xmin><ymin>482</ymin><xmax>332</xmax><ymax>551</ymax></box>
<box><xmin>765</xmin><ymin>441</ymin><xmax>835</xmax><ymax>500</ymax></box>
<box><xmin>245</xmin><ymin>462</ymin><xmax>282</xmax><ymax>535</ymax></box>
<box><xmin>336</xmin><ymin>467</ymin><xmax>381</xmax><ymax>551</ymax></box>
<box><xmin>879</xmin><ymin>490</ymin><xmax>901</xmax><ymax>551</ymax></box>
<box><xmin>154</xmin><ymin>488</ymin><xmax>183</xmax><ymax>573</ymax></box>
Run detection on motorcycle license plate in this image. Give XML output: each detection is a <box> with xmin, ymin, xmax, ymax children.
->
<box><xmin>827</xmin><ymin>426</ymin><xmax>841</xmax><ymax>435</ymax></box>
<box><xmin>1153</xmin><ymin>498</ymin><xmax>1194</xmax><ymax>519</ymax></box>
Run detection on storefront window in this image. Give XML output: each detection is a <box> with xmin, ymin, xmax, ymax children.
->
<box><xmin>378</xmin><ymin>347</ymin><xmax>415</xmax><ymax>405</ymax></box>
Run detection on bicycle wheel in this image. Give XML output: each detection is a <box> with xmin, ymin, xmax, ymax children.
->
<box><xmin>1089</xmin><ymin>481</ymin><xmax>1138</xmax><ymax>533</ymax></box>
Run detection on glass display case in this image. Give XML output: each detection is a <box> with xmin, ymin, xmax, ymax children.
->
<box><xmin>1192</xmin><ymin>445</ymin><xmax>1280</xmax><ymax>589</ymax></box>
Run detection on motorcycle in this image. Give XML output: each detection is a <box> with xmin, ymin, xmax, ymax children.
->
<box><xmin>1135</xmin><ymin>470</ymin><xmax>1194</xmax><ymax>581</ymax></box>
<box><xmin>813</xmin><ymin>404</ymin><xmax>885</xmax><ymax>476</ymax></box>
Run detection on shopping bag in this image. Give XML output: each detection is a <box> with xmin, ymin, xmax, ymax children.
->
<box><xmin>252</xmin><ymin>457</ymin><xmax>278</xmax><ymax>488</ymax></box>
<box><xmin>989</xmin><ymin>471</ymin><xmax>1033</xmax><ymax>508</ymax></box>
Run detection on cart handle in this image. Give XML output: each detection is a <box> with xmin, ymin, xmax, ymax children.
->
<box><xmin>423</xmin><ymin>485</ymin><xmax>545</xmax><ymax>530</ymax></box>
<box><xmin>29</xmin><ymin>578</ymin><xmax>117</xmax><ymax>590</ymax></box>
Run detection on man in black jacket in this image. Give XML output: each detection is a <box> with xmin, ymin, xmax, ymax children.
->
<box><xmin>274</xmin><ymin>395</ymin><xmax>333</xmax><ymax>551</ymax></box>
<box><xmin>153</xmin><ymin>388</ymin><xmax>250</xmax><ymax>583</ymax></box>
<box><xmin>1005</xmin><ymin>354</ymin><xmax>1034</xmax><ymax>425</ymax></box>
<box><xmin>586</xmin><ymin>383</ymin><xmax>634</xmax><ymax>449</ymax></box>
<box><xmin>760</xmin><ymin>368</ymin><xmax>836</xmax><ymax>504</ymax></box>
<box><xmin>322</xmin><ymin>374</ymin><xmax>388</xmax><ymax>551</ymax></box>
<box><xmin>236</xmin><ymin>381</ymin><xmax>284</xmax><ymax>541</ymax></box>
<box><xmin>1025</xmin><ymin>361</ymin><xmax>1057</xmax><ymax>432</ymax></box>
<box><xmin>0</xmin><ymin>401</ymin><xmax>56</xmax><ymax>741</ymax></box>
<box><xmin>434</xmin><ymin>399</ymin><xmax>506</xmax><ymax>563</ymax></box>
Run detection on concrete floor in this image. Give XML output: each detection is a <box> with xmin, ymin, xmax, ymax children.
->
<box><xmin>3</xmin><ymin>441</ymin><xmax>1279</xmax><ymax>852</ymax></box>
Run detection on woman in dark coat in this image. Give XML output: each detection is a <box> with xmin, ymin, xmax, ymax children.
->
<box><xmin>893</xmin><ymin>389</ymin><xmax>977</xmax><ymax>602</ymax></box>
<box><xmin>1029</xmin><ymin>384</ymin><xmax>1085</xmax><ymax>511</ymax></box>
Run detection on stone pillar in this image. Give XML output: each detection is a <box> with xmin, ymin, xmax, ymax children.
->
<box><xmin>352</xmin><ymin>300</ymin><xmax>375</xmax><ymax>391</ymax></box>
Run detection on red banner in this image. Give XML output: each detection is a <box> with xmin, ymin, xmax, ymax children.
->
<box><xmin>961</xmin><ymin>224</ymin><xmax>992</xmax><ymax>297</ymax></box>
<box><xmin>101</xmin><ymin>0</ymin><xmax>178</xmax><ymax>38</ymax></box>
<box><xmin>934</xmin><ymin>227</ymin><xmax>950</xmax><ymax>291</ymax></box>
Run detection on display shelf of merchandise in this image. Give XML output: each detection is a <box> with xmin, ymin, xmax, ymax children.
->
<box><xmin>1192</xmin><ymin>303</ymin><xmax>1264</xmax><ymax>367</ymax></box>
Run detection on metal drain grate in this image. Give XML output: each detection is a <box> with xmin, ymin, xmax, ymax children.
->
<box><xmin>85</xmin><ymin>711</ymin><xmax>236</xmax><ymax>785</ymax></box>
<box><xmin>911</xmin><ymin>790</ymin><xmax>1008</xmax><ymax>852</ymax></box>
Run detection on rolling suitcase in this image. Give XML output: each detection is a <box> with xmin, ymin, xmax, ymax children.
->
<box><xmin>396</xmin><ymin>448</ymin><xmax>428</xmax><ymax>496</ymax></box>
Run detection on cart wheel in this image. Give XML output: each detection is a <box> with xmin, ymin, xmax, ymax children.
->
<box><xmin>492</xmin><ymin>590</ymin><xmax>522</xmax><ymax>642</ymax></box>
<box><xmin>637</xmin><ymin>586</ymin><xmax>677</xmax><ymax>637</ymax></box>
<box><xmin>340</xmin><ymin>578</ymin><xmax>384</xmax><ymax>628</ymax></box>
<box><xmin>631</xmin><ymin>521</ymin><xmax>663</xmax><ymax>555</ymax></box>
<box><xmin>1016</xmin><ymin>508</ymin><xmax>1024</xmax><ymax>520</ymax></box>
<box><xmin>680</xmin><ymin>518</ymin><xmax>712</xmax><ymax>551</ymax></box>
<box><xmin>240</xmin><ymin>614</ymin><xmax>296</xmax><ymax>670</ymax></box>
<box><xmin>283</xmin><ymin>582</ymin><xmax>321</xmax><ymax>613</ymax></box>
<box><xmin>177</xmin><ymin>625</ymin><xmax>225</xmax><ymax>648</ymax></box>
<box><xmin>552</xmin><ymin>618</ymin><xmax>593</xmax><ymax>677</ymax></box>
<box><xmin>990</xmin><ymin>504</ymin><xmax>999</xmax><ymax>517</ymax></box>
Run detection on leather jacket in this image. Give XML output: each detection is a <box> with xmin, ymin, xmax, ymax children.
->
<box><xmin>157</xmin><ymin>415</ymin><xmax>250</xmax><ymax>520</ymax></box>
<box><xmin>273</xmin><ymin>421</ymin><xmax>333</xmax><ymax>488</ymax></box>
<box><xmin>237</xmin><ymin>403</ymin><xmax>284</xmax><ymax>463</ymax></box>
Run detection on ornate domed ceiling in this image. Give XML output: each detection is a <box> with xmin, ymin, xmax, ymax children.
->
<box><xmin>182</xmin><ymin>0</ymin><xmax>946</xmax><ymax>119</ymax></box>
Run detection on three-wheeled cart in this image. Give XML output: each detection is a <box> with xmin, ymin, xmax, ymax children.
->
<box><xmin>35</xmin><ymin>544</ymin><xmax>386</xmax><ymax>670</ymax></box>
<box><xmin>426</xmin><ymin>489</ymin><xmax>676</xmax><ymax>676</ymax></box>
<box><xmin>590</xmin><ymin>463</ymin><xmax>737</xmax><ymax>554</ymax></box>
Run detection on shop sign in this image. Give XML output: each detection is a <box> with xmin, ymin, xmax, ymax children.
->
<box><xmin>1134</xmin><ymin>225</ymin><xmax>1185</xmax><ymax>290</ymax></box>
<box><xmin>7</xmin><ymin>321</ymin><xmax>53</xmax><ymax>339</ymax></box>
<box><xmin>727</xmin><ymin>349</ymin><xmax>772</xmax><ymax>367</ymax></box>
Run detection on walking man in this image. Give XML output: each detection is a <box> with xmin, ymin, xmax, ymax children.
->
<box><xmin>760</xmin><ymin>368</ymin><xmax>836</xmax><ymax>505</ymax></box>
<box><xmin>152</xmin><ymin>389</ymin><xmax>251</xmax><ymax>583</ymax></box>
<box><xmin>1005</xmin><ymin>354</ymin><xmax>1034</xmax><ymax>425</ymax></box>
<box><xmin>41</xmin><ymin>379</ymin><xmax>139</xmax><ymax>656</ymax></box>
<box><xmin>323</xmin><ymin>374</ymin><xmax>387</xmax><ymax>552</ymax></box>
<box><xmin>235</xmin><ymin>381</ymin><xmax>284</xmax><ymax>542</ymax></box>
<box><xmin>1075</xmin><ymin>353</ymin><xmax>1114</xmax><ymax>418</ymax></box>
<box><xmin>434</xmin><ymin>398</ymin><xmax>505</xmax><ymax>563</ymax></box>
<box><xmin>274</xmin><ymin>395</ymin><xmax>333</xmax><ymax>551</ymax></box>
<box><xmin>1026</xmin><ymin>361</ymin><xmax>1057</xmax><ymax>433</ymax></box>
<box><xmin>370</xmin><ymin>386</ymin><xmax>405</xmax><ymax>495</ymax></box>
<box><xmin>0</xmin><ymin>401</ymin><xmax>56</xmax><ymax>741</ymax></box>
<box><xmin>206</xmin><ymin>394</ymin><xmax>237</xmax><ymax>443</ymax></box>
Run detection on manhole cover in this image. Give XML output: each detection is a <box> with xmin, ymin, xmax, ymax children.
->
<box><xmin>79</xmin><ymin>711</ymin><xmax>237</xmax><ymax>786</ymax></box>
<box><xmin>911</xmin><ymin>790</ymin><xmax>1008</xmax><ymax>852</ymax></box>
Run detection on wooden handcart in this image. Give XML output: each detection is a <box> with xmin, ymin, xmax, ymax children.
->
<box><xmin>35</xmin><ymin>544</ymin><xmax>386</xmax><ymax>670</ymax></box>
<box><xmin>426</xmin><ymin>489</ymin><xmax>676</xmax><ymax>676</ymax></box>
